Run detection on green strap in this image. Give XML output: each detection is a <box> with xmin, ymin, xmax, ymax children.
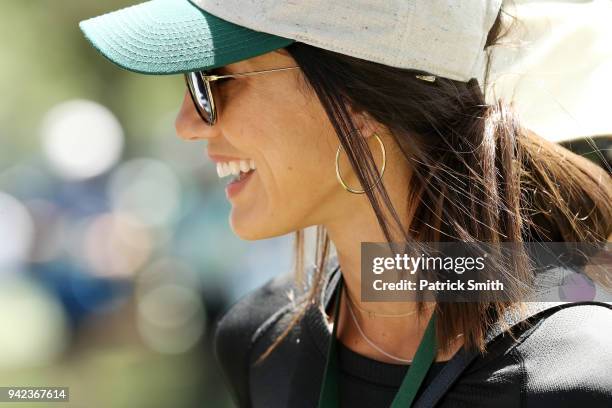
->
<box><xmin>389</xmin><ymin>307</ymin><xmax>437</xmax><ymax>407</ymax></box>
<box><xmin>318</xmin><ymin>275</ymin><xmax>437</xmax><ymax>407</ymax></box>
<box><xmin>317</xmin><ymin>276</ymin><xmax>344</xmax><ymax>408</ymax></box>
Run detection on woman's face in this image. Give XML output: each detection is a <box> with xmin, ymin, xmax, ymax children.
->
<box><xmin>175</xmin><ymin>49</ymin><xmax>365</xmax><ymax>240</ymax></box>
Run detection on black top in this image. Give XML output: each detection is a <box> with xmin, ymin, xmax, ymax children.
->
<box><xmin>212</xmin><ymin>256</ymin><xmax>612</xmax><ymax>407</ymax></box>
<box><xmin>336</xmin><ymin>335</ymin><xmax>448</xmax><ymax>406</ymax></box>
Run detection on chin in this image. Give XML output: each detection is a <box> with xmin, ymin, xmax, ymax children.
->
<box><xmin>231</xmin><ymin>225</ymin><xmax>264</xmax><ymax>241</ymax></box>
<box><xmin>229</xmin><ymin>210</ymin><xmax>296</xmax><ymax>241</ymax></box>
<box><xmin>229</xmin><ymin>212</ymin><xmax>271</xmax><ymax>241</ymax></box>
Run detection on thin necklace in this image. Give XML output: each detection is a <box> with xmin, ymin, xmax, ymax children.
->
<box><xmin>344</xmin><ymin>286</ymin><xmax>418</xmax><ymax>364</ymax></box>
<box><xmin>343</xmin><ymin>286</ymin><xmax>435</xmax><ymax>318</ymax></box>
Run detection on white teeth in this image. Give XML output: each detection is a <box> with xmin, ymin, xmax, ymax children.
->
<box><xmin>239</xmin><ymin>160</ymin><xmax>250</xmax><ymax>173</ymax></box>
<box><xmin>216</xmin><ymin>159</ymin><xmax>256</xmax><ymax>178</ymax></box>
<box><xmin>229</xmin><ymin>161</ymin><xmax>240</xmax><ymax>175</ymax></box>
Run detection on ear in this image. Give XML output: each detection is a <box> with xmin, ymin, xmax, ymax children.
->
<box><xmin>348</xmin><ymin>106</ymin><xmax>383</xmax><ymax>139</ymax></box>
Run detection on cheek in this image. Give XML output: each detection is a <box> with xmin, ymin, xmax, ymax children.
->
<box><xmin>254</xmin><ymin>119</ymin><xmax>339</xmax><ymax>220</ymax></box>
<box><xmin>275</xmin><ymin>96</ymin><xmax>337</xmax><ymax>183</ymax></box>
<box><xmin>225</xmin><ymin>79</ymin><xmax>340</xmax><ymax>224</ymax></box>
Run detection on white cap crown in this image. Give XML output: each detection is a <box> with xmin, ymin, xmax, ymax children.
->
<box><xmin>192</xmin><ymin>0</ymin><xmax>503</xmax><ymax>82</ymax></box>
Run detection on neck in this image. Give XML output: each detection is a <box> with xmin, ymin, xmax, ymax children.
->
<box><xmin>321</xmin><ymin>166</ymin><xmax>465</xmax><ymax>364</ymax></box>
<box><xmin>324</xmin><ymin>158</ymin><xmax>418</xmax><ymax>317</ymax></box>
<box><xmin>326</xmin><ymin>212</ymin><xmax>438</xmax><ymax>364</ymax></box>
<box><xmin>319</xmin><ymin>142</ymin><xmax>464</xmax><ymax>364</ymax></box>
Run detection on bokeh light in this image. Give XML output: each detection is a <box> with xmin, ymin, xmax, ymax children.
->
<box><xmin>41</xmin><ymin>99</ymin><xmax>124</xmax><ymax>180</ymax></box>
<box><xmin>108</xmin><ymin>158</ymin><xmax>181</xmax><ymax>227</ymax></box>
<box><xmin>137</xmin><ymin>283</ymin><xmax>206</xmax><ymax>354</ymax></box>
<box><xmin>0</xmin><ymin>276</ymin><xmax>68</xmax><ymax>368</ymax></box>
<box><xmin>24</xmin><ymin>199</ymin><xmax>65</xmax><ymax>263</ymax></box>
<box><xmin>83</xmin><ymin>212</ymin><xmax>153</xmax><ymax>278</ymax></box>
<box><xmin>489</xmin><ymin>0</ymin><xmax>612</xmax><ymax>141</ymax></box>
<box><xmin>0</xmin><ymin>191</ymin><xmax>34</xmax><ymax>268</ymax></box>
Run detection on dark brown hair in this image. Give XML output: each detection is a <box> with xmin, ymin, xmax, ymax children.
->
<box><xmin>254</xmin><ymin>5</ymin><xmax>612</xmax><ymax>364</ymax></box>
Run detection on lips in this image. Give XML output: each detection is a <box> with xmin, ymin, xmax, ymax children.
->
<box><xmin>225</xmin><ymin>164</ymin><xmax>256</xmax><ymax>199</ymax></box>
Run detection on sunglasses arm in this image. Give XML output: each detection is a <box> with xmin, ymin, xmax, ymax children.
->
<box><xmin>202</xmin><ymin>66</ymin><xmax>301</xmax><ymax>82</ymax></box>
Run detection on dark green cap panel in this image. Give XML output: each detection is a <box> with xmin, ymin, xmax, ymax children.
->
<box><xmin>79</xmin><ymin>0</ymin><xmax>294</xmax><ymax>75</ymax></box>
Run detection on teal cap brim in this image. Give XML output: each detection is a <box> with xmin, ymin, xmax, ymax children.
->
<box><xmin>79</xmin><ymin>0</ymin><xmax>294</xmax><ymax>75</ymax></box>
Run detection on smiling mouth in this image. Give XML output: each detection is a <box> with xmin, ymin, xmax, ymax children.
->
<box><xmin>216</xmin><ymin>158</ymin><xmax>256</xmax><ymax>183</ymax></box>
<box><xmin>224</xmin><ymin>164</ymin><xmax>256</xmax><ymax>198</ymax></box>
<box><xmin>228</xmin><ymin>168</ymin><xmax>256</xmax><ymax>185</ymax></box>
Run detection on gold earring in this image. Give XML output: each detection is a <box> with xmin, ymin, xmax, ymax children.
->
<box><xmin>335</xmin><ymin>132</ymin><xmax>386</xmax><ymax>194</ymax></box>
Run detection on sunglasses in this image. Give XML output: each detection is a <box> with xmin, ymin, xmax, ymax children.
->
<box><xmin>184</xmin><ymin>66</ymin><xmax>301</xmax><ymax>126</ymax></box>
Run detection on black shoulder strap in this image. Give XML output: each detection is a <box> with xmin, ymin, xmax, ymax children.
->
<box><xmin>412</xmin><ymin>301</ymin><xmax>612</xmax><ymax>408</ymax></box>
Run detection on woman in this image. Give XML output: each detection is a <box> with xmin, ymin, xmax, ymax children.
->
<box><xmin>79</xmin><ymin>0</ymin><xmax>612</xmax><ymax>407</ymax></box>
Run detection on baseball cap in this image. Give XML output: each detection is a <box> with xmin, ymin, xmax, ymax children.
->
<box><xmin>79</xmin><ymin>0</ymin><xmax>502</xmax><ymax>83</ymax></box>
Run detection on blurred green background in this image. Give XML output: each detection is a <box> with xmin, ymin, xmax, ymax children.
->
<box><xmin>0</xmin><ymin>2</ymin><xmax>294</xmax><ymax>407</ymax></box>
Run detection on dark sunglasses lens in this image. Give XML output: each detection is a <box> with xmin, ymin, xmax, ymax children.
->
<box><xmin>185</xmin><ymin>72</ymin><xmax>213</xmax><ymax>124</ymax></box>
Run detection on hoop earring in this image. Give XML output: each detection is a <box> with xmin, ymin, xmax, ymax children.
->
<box><xmin>335</xmin><ymin>132</ymin><xmax>386</xmax><ymax>194</ymax></box>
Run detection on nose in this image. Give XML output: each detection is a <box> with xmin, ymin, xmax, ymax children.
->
<box><xmin>175</xmin><ymin>90</ymin><xmax>218</xmax><ymax>141</ymax></box>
